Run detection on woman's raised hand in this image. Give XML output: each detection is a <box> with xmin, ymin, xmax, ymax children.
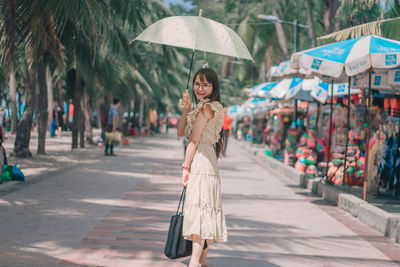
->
<box><xmin>180</xmin><ymin>90</ymin><xmax>191</xmax><ymax>113</ymax></box>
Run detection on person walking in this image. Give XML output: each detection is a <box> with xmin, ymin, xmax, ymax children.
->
<box><xmin>56</xmin><ymin>106</ymin><xmax>64</xmax><ymax>137</ymax></box>
<box><xmin>222</xmin><ymin>106</ymin><xmax>232</xmax><ymax>156</ymax></box>
<box><xmin>50</xmin><ymin>110</ymin><xmax>57</xmax><ymax>137</ymax></box>
<box><xmin>177</xmin><ymin>68</ymin><xmax>228</xmax><ymax>267</ymax></box>
<box><xmin>104</xmin><ymin>98</ymin><xmax>120</xmax><ymax>156</ymax></box>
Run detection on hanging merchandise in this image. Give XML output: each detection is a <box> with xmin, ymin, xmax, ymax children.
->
<box><xmin>377</xmin><ymin>121</ymin><xmax>400</xmax><ymax>197</ymax></box>
<box><xmin>324</xmin><ymin>100</ymin><xmax>367</xmax><ymax>186</ymax></box>
<box><xmin>390</xmin><ymin>98</ymin><xmax>400</xmax><ymax>117</ymax></box>
<box><xmin>367</xmin><ymin>127</ymin><xmax>385</xmax><ymax>190</ymax></box>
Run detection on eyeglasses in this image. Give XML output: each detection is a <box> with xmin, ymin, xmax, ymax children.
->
<box><xmin>194</xmin><ymin>82</ymin><xmax>211</xmax><ymax>90</ymax></box>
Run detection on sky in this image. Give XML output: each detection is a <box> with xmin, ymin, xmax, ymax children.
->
<box><xmin>163</xmin><ymin>0</ymin><xmax>194</xmax><ymax>9</ymax></box>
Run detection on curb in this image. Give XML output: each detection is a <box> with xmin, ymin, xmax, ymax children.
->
<box><xmin>235</xmin><ymin>140</ymin><xmax>400</xmax><ymax>244</ymax></box>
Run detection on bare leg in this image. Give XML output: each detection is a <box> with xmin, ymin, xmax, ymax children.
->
<box><xmin>199</xmin><ymin>240</ymin><xmax>210</xmax><ymax>265</ymax></box>
<box><xmin>189</xmin><ymin>238</ymin><xmax>204</xmax><ymax>267</ymax></box>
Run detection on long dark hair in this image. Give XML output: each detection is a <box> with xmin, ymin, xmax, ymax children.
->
<box><xmin>192</xmin><ymin>68</ymin><xmax>224</xmax><ymax>158</ymax></box>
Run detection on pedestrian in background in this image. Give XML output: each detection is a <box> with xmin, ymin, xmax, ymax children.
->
<box><xmin>56</xmin><ymin>106</ymin><xmax>64</xmax><ymax>137</ymax></box>
<box><xmin>177</xmin><ymin>68</ymin><xmax>228</xmax><ymax>267</ymax></box>
<box><xmin>0</xmin><ymin>128</ymin><xmax>7</xmax><ymax>184</ymax></box>
<box><xmin>222</xmin><ymin>106</ymin><xmax>232</xmax><ymax>156</ymax></box>
<box><xmin>104</xmin><ymin>98</ymin><xmax>120</xmax><ymax>156</ymax></box>
<box><xmin>50</xmin><ymin>110</ymin><xmax>57</xmax><ymax>137</ymax></box>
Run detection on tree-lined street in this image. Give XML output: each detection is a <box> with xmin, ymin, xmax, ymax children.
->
<box><xmin>0</xmin><ymin>132</ymin><xmax>399</xmax><ymax>266</ymax></box>
<box><xmin>1</xmin><ymin>1</ymin><xmax>400</xmax><ymax>266</ymax></box>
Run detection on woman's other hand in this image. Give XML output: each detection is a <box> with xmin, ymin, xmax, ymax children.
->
<box><xmin>182</xmin><ymin>169</ymin><xmax>189</xmax><ymax>187</ymax></box>
<box><xmin>181</xmin><ymin>91</ymin><xmax>191</xmax><ymax>113</ymax></box>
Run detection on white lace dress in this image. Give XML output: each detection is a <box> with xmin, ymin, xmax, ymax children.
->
<box><xmin>182</xmin><ymin>99</ymin><xmax>228</xmax><ymax>243</ymax></box>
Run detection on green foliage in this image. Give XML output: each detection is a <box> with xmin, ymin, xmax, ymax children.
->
<box><xmin>1</xmin><ymin>0</ymin><xmax>399</xmax><ymax>115</ymax></box>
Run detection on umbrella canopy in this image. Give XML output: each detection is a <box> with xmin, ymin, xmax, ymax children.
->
<box><xmin>267</xmin><ymin>64</ymin><xmax>280</xmax><ymax>79</ymax></box>
<box><xmin>268</xmin><ymin>60</ymin><xmax>309</xmax><ymax>79</ymax></box>
<box><xmin>311</xmin><ymin>80</ymin><xmax>361</xmax><ymax>103</ymax></box>
<box><xmin>227</xmin><ymin>105</ymin><xmax>242</xmax><ymax>120</ymax></box>
<box><xmin>269</xmin><ymin>78</ymin><xmax>303</xmax><ymax>100</ymax></box>
<box><xmin>350</xmin><ymin>68</ymin><xmax>400</xmax><ymax>92</ymax></box>
<box><xmin>134</xmin><ymin>15</ymin><xmax>253</xmax><ymax>61</ymax></box>
<box><xmin>285</xmin><ymin>77</ymin><xmax>318</xmax><ymax>101</ymax></box>
<box><xmin>249</xmin><ymin>82</ymin><xmax>278</xmax><ymax>98</ymax></box>
<box><xmin>293</xmin><ymin>35</ymin><xmax>400</xmax><ymax>80</ymax></box>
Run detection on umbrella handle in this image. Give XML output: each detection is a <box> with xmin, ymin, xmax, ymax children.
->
<box><xmin>186</xmin><ymin>50</ymin><xmax>196</xmax><ymax>106</ymax></box>
<box><xmin>186</xmin><ymin>50</ymin><xmax>195</xmax><ymax>91</ymax></box>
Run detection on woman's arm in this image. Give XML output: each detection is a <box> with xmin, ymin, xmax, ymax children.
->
<box><xmin>177</xmin><ymin>92</ymin><xmax>192</xmax><ymax>137</ymax></box>
<box><xmin>177</xmin><ymin>110</ymin><xmax>189</xmax><ymax>137</ymax></box>
<box><xmin>182</xmin><ymin>104</ymin><xmax>214</xmax><ymax>186</ymax></box>
<box><xmin>112</xmin><ymin>114</ymin><xmax>117</xmax><ymax>132</ymax></box>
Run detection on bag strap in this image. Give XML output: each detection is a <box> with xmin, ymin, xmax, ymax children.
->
<box><xmin>176</xmin><ymin>187</ymin><xmax>186</xmax><ymax>216</ymax></box>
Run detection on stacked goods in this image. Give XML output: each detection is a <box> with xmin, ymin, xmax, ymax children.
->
<box><xmin>326</xmin><ymin>125</ymin><xmax>366</xmax><ymax>186</ymax></box>
<box><xmin>294</xmin><ymin>129</ymin><xmax>320</xmax><ymax>178</ymax></box>
<box><xmin>270</xmin><ymin>132</ymin><xmax>282</xmax><ymax>159</ymax></box>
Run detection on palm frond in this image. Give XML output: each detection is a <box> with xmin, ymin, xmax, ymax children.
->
<box><xmin>318</xmin><ymin>17</ymin><xmax>400</xmax><ymax>44</ymax></box>
<box><xmin>0</xmin><ymin>0</ymin><xmax>16</xmax><ymax>70</ymax></box>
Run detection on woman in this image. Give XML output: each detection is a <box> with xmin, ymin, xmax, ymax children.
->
<box><xmin>177</xmin><ymin>68</ymin><xmax>228</xmax><ymax>267</ymax></box>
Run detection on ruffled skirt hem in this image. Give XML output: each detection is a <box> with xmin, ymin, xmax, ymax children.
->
<box><xmin>182</xmin><ymin>205</ymin><xmax>228</xmax><ymax>243</ymax></box>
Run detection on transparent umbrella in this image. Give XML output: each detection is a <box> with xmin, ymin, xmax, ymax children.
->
<box><xmin>134</xmin><ymin>10</ymin><xmax>253</xmax><ymax>92</ymax></box>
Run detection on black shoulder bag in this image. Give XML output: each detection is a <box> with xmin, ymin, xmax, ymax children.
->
<box><xmin>164</xmin><ymin>187</ymin><xmax>207</xmax><ymax>259</ymax></box>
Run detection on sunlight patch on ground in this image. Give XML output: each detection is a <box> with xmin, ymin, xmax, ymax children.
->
<box><xmin>0</xmin><ymin>198</ymin><xmax>40</xmax><ymax>206</ymax></box>
<box><xmin>41</xmin><ymin>208</ymin><xmax>85</xmax><ymax>217</ymax></box>
<box><xmin>0</xmin><ymin>199</ymin><xmax>12</xmax><ymax>206</ymax></box>
<box><xmin>75</xmin><ymin>198</ymin><xmax>137</xmax><ymax>207</ymax></box>
<box><xmin>19</xmin><ymin>241</ymin><xmax>72</xmax><ymax>258</ymax></box>
<box><xmin>22</xmin><ymin>167</ymin><xmax>57</xmax><ymax>176</ymax></box>
<box><xmin>83</xmin><ymin>168</ymin><xmax>154</xmax><ymax>179</ymax></box>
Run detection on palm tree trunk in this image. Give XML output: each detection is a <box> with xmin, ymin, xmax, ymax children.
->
<box><xmin>305</xmin><ymin>0</ymin><xmax>316</xmax><ymax>47</ymax></box>
<box><xmin>322</xmin><ymin>0</ymin><xmax>339</xmax><ymax>34</ymax></box>
<box><xmin>72</xmin><ymin>70</ymin><xmax>83</xmax><ymax>149</ymax></box>
<box><xmin>37</xmin><ymin>59</ymin><xmax>48</xmax><ymax>154</ymax></box>
<box><xmin>133</xmin><ymin>90</ymin><xmax>140</xmax><ymax>128</ymax></box>
<box><xmin>84</xmin><ymin>90</ymin><xmax>95</xmax><ymax>145</ymax></box>
<box><xmin>260</xmin><ymin>62</ymin><xmax>266</xmax><ymax>83</ymax></box>
<box><xmin>272</xmin><ymin>6</ymin><xmax>288</xmax><ymax>55</ymax></box>
<box><xmin>9</xmin><ymin>65</ymin><xmax>17</xmax><ymax>134</ymax></box>
<box><xmin>79</xmin><ymin>97</ymin><xmax>85</xmax><ymax>148</ymax></box>
<box><xmin>14</xmin><ymin>63</ymin><xmax>35</xmax><ymax>158</ymax></box>
<box><xmin>46</xmin><ymin>66</ymin><xmax>54</xmax><ymax>122</ymax></box>
<box><xmin>95</xmin><ymin>94</ymin><xmax>102</xmax><ymax>130</ymax></box>
<box><xmin>139</xmin><ymin>96</ymin><xmax>144</xmax><ymax>128</ymax></box>
<box><xmin>4</xmin><ymin>0</ymin><xmax>16</xmax><ymax>133</ymax></box>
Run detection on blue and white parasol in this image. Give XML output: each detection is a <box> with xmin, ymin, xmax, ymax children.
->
<box><xmin>249</xmin><ymin>82</ymin><xmax>278</xmax><ymax>98</ymax></box>
<box><xmin>269</xmin><ymin>77</ymin><xmax>303</xmax><ymax>100</ymax></box>
<box><xmin>293</xmin><ymin>35</ymin><xmax>400</xmax><ymax>80</ymax></box>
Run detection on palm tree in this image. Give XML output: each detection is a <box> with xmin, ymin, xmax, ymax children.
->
<box><xmin>318</xmin><ymin>0</ymin><xmax>400</xmax><ymax>42</ymax></box>
<box><xmin>0</xmin><ymin>0</ymin><xmax>195</xmax><ymax>157</ymax></box>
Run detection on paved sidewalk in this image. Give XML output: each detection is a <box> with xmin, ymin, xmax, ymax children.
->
<box><xmin>0</xmin><ymin>130</ymin><xmax>104</xmax><ymax>194</ymax></box>
<box><xmin>0</xmin><ymin>130</ymin><xmax>399</xmax><ymax>266</ymax></box>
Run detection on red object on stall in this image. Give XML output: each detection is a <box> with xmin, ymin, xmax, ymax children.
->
<box><xmin>390</xmin><ymin>98</ymin><xmax>400</xmax><ymax>117</ymax></box>
<box><xmin>353</xmin><ymin>94</ymin><xmax>358</xmax><ymax>106</ymax></box>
